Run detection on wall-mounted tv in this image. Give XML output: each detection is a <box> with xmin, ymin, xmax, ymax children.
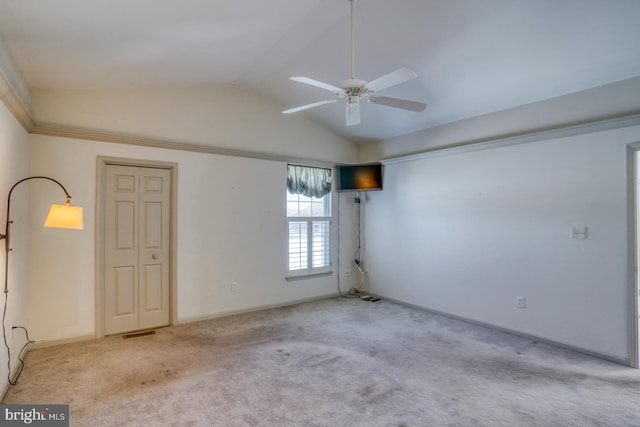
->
<box><xmin>337</xmin><ymin>163</ymin><xmax>383</xmax><ymax>192</ymax></box>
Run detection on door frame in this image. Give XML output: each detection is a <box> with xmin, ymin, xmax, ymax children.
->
<box><xmin>95</xmin><ymin>157</ymin><xmax>178</xmax><ymax>338</ymax></box>
<box><xmin>627</xmin><ymin>143</ymin><xmax>640</xmax><ymax>368</ymax></box>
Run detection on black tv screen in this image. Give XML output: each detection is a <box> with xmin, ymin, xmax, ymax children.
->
<box><xmin>337</xmin><ymin>163</ymin><xmax>383</xmax><ymax>192</ymax></box>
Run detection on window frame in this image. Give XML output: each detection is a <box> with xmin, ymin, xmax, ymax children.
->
<box><xmin>286</xmin><ymin>189</ymin><xmax>334</xmax><ymax>280</ymax></box>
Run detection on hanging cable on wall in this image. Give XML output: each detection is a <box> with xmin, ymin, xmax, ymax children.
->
<box><xmin>337</xmin><ymin>191</ymin><xmax>359</xmax><ymax>299</ymax></box>
<box><xmin>352</xmin><ymin>192</ymin><xmax>368</xmax><ymax>293</ymax></box>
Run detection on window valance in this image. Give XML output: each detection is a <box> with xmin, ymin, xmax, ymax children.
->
<box><xmin>287</xmin><ymin>165</ymin><xmax>332</xmax><ymax>199</ymax></box>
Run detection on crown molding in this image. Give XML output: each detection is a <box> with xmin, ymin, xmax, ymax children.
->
<box><xmin>382</xmin><ymin>112</ymin><xmax>640</xmax><ymax>165</ymax></box>
<box><xmin>30</xmin><ymin>121</ymin><xmax>290</xmax><ymax>160</ymax></box>
<box><xmin>0</xmin><ymin>69</ymin><xmax>35</xmax><ymax>131</ymax></box>
<box><xmin>30</xmin><ymin>122</ymin><xmax>338</xmax><ymax>167</ymax></box>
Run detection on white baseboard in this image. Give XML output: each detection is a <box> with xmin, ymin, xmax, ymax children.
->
<box><xmin>178</xmin><ymin>293</ymin><xmax>339</xmax><ymax>325</ymax></box>
<box><xmin>377</xmin><ymin>295</ymin><xmax>631</xmax><ymax>367</ymax></box>
<box><xmin>26</xmin><ymin>333</ymin><xmax>96</xmax><ymax>351</ymax></box>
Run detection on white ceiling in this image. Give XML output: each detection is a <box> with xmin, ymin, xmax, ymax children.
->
<box><xmin>0</xmin><ymin>0</ymin><xmax>639</xmax><ymax>143</ymax></box>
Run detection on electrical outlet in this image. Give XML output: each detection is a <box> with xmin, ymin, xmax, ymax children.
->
<box><xmin>516</xmin><ymin>296</ymin><xmax>526</xmax><ymax>309</ymax></box>
<box><xmin>570</xmin><ymin>226</ymin><xmax>588</xmax><ymax>239</ymax></box>
<box><xmin>231</xmin><ymin>282</ymin><xmax>238</xmax><ymax>292</ymax></box>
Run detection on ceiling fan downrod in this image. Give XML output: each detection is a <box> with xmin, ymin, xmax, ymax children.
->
<box><xmin>350</xmin><ymin>0</ymin><xmax>356</xmax><ymax>80</ymax></box>
<box><xmin>340</xmin><ymin>0</ymin><xmax>367</xmax><ymax>91</ymax></box>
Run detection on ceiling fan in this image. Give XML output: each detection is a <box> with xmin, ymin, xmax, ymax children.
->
<box><xmin>283</xmin><ymin>0</ymin><xmax>427</xmax><ymax>126</ymax></box>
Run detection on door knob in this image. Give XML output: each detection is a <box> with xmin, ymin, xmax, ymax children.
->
<box><xmin>152</xmin><ymin>254</ymin><xmax>158</xmax><ymax>259</ymax></box>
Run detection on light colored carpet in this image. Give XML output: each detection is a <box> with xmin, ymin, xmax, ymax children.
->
<box><xmin>2</xmin><ymin>298</ymin><xmax>640</xmax><ymax>426</ymax></box>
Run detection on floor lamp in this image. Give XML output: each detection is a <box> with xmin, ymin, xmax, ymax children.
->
<box><xmin>1</xmin><ymin>176</ymin><xmax>83</xmax><ymax>384</ymax></box>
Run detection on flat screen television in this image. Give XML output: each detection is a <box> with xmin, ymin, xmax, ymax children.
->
<box><xmin>337</xmin><ymin>163</ymin><xmax>383</xmax><ymax>192</ymax></box>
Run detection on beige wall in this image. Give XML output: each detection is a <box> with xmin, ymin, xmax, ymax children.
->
<box><xmin>0</xmin><ymin>98</ymin><xmax>30</xmax><ymax>389</ymax></box>
<box><xmin>32</xmin><ymin>86</ymin><xmax>355</xmax><ymax>163</ymax></box>
<box><xmin>24</xmin><ymin>86</ymin><xmax>358</xmax><ymax>343</ymax></box>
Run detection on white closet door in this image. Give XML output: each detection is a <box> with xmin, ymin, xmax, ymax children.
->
<box><xmin>105</xmin><ymin>165</ymin><xmax>170</xmax><ymax>335</ymax></box>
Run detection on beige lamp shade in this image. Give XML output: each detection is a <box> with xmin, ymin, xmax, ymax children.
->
<box><xmin>44</xmin><ymin>203</ymin><xmax>84</xmax><ymax>230</ymax></box>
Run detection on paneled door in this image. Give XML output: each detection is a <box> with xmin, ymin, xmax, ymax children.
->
<box><xmin>105</xmin><ymin>165</ymin><xmax>171</xmax><ymax>335</ymax></box>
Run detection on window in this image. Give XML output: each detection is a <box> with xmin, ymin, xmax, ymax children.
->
<box><xmin>286</xmin><ymin>165</ymin><xmax>332</xmax><ymax>276</ymax></box>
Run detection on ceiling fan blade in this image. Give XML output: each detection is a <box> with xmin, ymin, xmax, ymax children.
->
<box><xmin>364</xmin><ymin>68</ymin><xmax>418</xmax><ymax>93</ymax></box>
<box><xmin>346</xmin><ymin>99</ymin><xmax>361</xmax><ymax>126</ymax></box>
<box><xmin>369</xmin><ymin>96</ymin><xmax>427</xmax><ymax>112</ymax></box>
<box><xmin>290</xmin><ymin>77</ymin><xmax>343</xmax><ymax>93</ymax></box>
<box><xmin>282</xmin><ymin>100</ymin><xmax>337</xmax><ymax>115</ymax></box>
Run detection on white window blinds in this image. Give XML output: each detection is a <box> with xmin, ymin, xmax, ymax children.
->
<box><xmin>286</xmin><ymin>165</ymin><xmax>332</xmax><ymax>275</ymax></box>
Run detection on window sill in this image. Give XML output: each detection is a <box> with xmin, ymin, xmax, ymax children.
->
<box><xmin>286</xmin><ymin>271</ymin><xmax>334</xmax><ymax>282</ymax></box>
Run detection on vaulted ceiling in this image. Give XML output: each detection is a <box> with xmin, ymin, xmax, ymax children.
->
<box><xmin>0</xmin><ymin>0</ymin><xmax>639</xmax><ymax>142</ymax></box>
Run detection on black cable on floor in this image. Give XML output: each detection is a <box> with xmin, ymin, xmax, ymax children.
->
<box><xmin>2</xmin><ymin>290</ymin><xmax>33</xmax><ymax>385</ymax></box>
<box><xmin>11</xmin><ymin>326</ymin><xmax>33</xmax><ymax>383</ymax></box>
<box><xmin>2</xmin><ymin>290</ymin><xmax>12</xmax><ymax>384</ymax></box>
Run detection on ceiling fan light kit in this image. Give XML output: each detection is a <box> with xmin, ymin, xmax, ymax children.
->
<box><xmin>283</xmin><ymin>0</ymin><xmax>427</xmax><ymax>126</ymax></box>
